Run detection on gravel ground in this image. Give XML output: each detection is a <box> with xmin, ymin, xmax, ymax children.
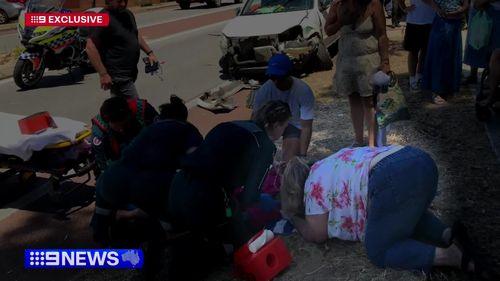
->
<box><xmin>70</xmin><ymin>25</ymin><xmax>500</xmax><ymax>281</ymax></box>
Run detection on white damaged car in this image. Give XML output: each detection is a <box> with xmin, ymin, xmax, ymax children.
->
<box><xmin>219</xmin><ymin>0</ymin><xmax>336</xmax><ymax>77</ymax></box>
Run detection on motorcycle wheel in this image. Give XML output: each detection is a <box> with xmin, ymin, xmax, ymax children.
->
<box><xmin>14</xmin><ymin>59</ymin><xmax>45</xmax><ymax>90</ymax></box>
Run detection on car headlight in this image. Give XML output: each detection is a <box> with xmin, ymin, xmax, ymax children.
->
<box><xmin>219</xmin><ymin>35</ymin><xmax>231</xmax><ymax>54</ymax></box>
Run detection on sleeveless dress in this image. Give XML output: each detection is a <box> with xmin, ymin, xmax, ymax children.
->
<box><xmin>334</xmin><ymin>17</ymin><xmax>380</xmax><ymax>97</ymax></box>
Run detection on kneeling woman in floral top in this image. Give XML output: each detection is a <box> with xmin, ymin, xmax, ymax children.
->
<box><xmin>281</xmin><ymin>146</ymin><xmax>477</xmax><ymax>273</ymax></box>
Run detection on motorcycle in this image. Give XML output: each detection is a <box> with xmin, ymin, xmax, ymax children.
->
<box><xmin>14</xmin><ymin>0</ymin><xmax>96</xmax><ymax>90</ymax></box>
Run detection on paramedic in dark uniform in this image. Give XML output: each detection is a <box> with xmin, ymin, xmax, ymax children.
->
<box><xmin>169</xmin><ymin>100</ymin><xmax>292</xmax><ymax>248</ymax></box>
<box><xmin>91</xmin><ymin>96</ymin><xmax>158</xmax><ymax>174</ymax></box>
<box><xmin>91</xmin><ymin>96</ymin><xmax>202</xmax><ymax>247</ymax></box>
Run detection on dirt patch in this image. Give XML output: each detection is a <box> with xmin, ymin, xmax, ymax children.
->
<box><xmin>206</xmin><ymin>25</ymin><xmax>500</xmax><ymax>281</ymax></box>
<box><xmin>0</xmin><ymin>52</ymin><xmax>14</xmax><ymax>65</ymax></box>
<box><xmin>276</xmin><ymin>27</ymin><xmax>500</xmax><ymax>281</ymax></box>
<box><xmin>70</xmin><ymin>26</ymin><xmax>500</xmax><ymax>281</ymax></box>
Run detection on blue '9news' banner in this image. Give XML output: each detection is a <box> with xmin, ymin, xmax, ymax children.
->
<box><xmin>24</xmin><ymin>249</ymin><xmax>144</xmax><ymax>269</ymax></box>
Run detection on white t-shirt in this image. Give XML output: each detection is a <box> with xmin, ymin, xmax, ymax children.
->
<box><xmin>406</xmin><ymin>0</ymin><xmax>436</xmax><ymax>25</ymax></box>
<box><xmin>253</xmin><ymin>77</ymin><xmax>315</xmax><ymax>129</ymax></box>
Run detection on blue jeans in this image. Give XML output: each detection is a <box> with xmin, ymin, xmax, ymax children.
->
<box><xmin>364</xmin><ymin>147</ymin><xmax>447</xmax><ymax>272</ymax></box>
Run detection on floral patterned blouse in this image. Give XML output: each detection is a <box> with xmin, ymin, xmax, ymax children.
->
<box><xmin>304</xmin><ymin>146</ymin><xmax>395</xmax><ymax>241</ymax></box>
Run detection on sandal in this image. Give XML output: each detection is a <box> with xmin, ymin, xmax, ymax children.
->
<box><xmin>432</xmin><ymin>94</ymin><xmax>447</xmax><ymax>105</ymax></box>
<box><xmin>450</xmin><ymin>222</ymin><xmax>476</xmax><ymax>271</ymax></box>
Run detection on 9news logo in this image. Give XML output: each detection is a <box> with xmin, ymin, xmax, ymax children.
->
<box><xmin>24</xmin><ymin>249</ymin><xmax>143</xmax><ymax>269</ymax></box>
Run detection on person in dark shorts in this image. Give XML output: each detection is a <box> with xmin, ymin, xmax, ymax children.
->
<box><xmin>252</xmin><ymin>54</ymin><xmax>315</xmax><ymax>161</ymax></box>
<box><xmin>400</xmin><ymin>0</ymin><xmax>435</xmax><ymax>93</ymax></box>
<box><xmin>86</xmin><ymin>0</ymin><xmax>158</xmax><ymax>98</ymax></box>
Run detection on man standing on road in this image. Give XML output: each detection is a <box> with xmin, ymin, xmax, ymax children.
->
<box><xmin>252</xmin><ymin>54</ymin><xmax>315</xmax><ymax>162</ymax></box>
<box><xmin>86</xmin><ymin>0</ymin><xmax>158</xmax><ymax>98</ymax></box>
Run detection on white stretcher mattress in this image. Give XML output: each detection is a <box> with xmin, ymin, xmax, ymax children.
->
<box><xmin>0</xmin><ymin>112</ymin><xmax>87</xmax><ymax>161</ymax></box>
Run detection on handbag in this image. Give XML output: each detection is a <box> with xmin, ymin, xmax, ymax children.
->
<box><xmin>468</xmin><ymin>10</ymin><xmax>493</xmax><ymax>50</ymax></box>
<box><xmin>375</xmin><ymin>72</ymin><xmax>410</xmax><ymax>128</ymax></box>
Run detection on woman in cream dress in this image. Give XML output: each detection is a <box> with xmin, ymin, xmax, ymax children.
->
<box><xmin>325</xmin><ymin>0</ymin><xmax>390</xmax><ymax>146</ymax></box>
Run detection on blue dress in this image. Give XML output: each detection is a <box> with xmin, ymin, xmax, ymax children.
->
<box><xmin>422</xmin><ymin>0</ymin><xmax>464</xmax><ymax>96</ymax></box>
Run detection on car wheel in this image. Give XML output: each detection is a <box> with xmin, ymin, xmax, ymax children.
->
<box><xmin>207</xmin><ymin>0</ymin><xmax>221</xmax><ymax>7</ymax></box>
<box><xmin>316</xmin><ymin>43</ymin><xmax>333</xmax><ymax>71</ymax></box>
<box><xmin>327</xmin><ymin>40</ymin><xmax>339</xmax><ymax>58</ymax></box>
<box><xmin>179</xmin><ymin>1</ymin><xmax>191</xmax><ymax>9</ymax></box>
<box><xmin>219</xmin><ymin>54</ymin><xmax>234</xmax><ymax>74</ymax></box>
<box><xmin>0</xmin><ymin>9</ymin><xmax>9</xmax><ymax>24</ymax></box>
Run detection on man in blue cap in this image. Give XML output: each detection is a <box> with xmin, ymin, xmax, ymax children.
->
<box><xmin>252</xmin><ymin>53</ymin><xmax>315</xmax><ymax>161</ymax></box>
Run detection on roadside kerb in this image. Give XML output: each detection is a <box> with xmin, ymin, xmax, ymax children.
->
<box><xmin>0</xmin><ymin>60</ymin><xmax>16</xmax><ymax>81</ymax></box>
<box><xmin>0</xmin><ymin>8</ymin><xmax>236</xmax><ymax>81</ymax></box>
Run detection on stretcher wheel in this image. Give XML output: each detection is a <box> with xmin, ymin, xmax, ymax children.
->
<box><xmin>47</xmin><ymin>176</ymin><xmax>64</xmax><ymax>204</ymax></box>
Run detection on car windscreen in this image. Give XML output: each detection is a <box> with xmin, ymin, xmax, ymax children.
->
<box><xmin>26</xmin><ymin>0</ymin><xmax>64</xmax><ymax>13</ymax></box>
<box><xmin>241</xmin><ymin>0</ymin><xmax>313</xmax><ymax>15</ymax></box>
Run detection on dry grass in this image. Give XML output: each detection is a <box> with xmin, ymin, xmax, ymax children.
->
<box><xmin>69</xmin><ymin>25</ymin><xmax>500</xmax><ymax>281</ymax></box>
<box><xmin>0</xmin><ymin>46</ymin><xmax>24</xmax><ymax>65</ymax></box>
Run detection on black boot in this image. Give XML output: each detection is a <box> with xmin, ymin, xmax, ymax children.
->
<box><xmin>90</xmin><ymin>213</ymin><xmax>114</xmax><ymax>247</ymax></box>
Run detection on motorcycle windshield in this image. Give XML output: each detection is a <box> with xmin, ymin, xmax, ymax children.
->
<box><xmin>26</xmin><ymin>0</ymin><xmax>65</xmax><ymax>13</ymax></box>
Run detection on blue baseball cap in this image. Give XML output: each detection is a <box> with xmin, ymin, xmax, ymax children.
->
<box><xmin>266</xmin><ymin>54</ymin><xmax>292</xmax><ymax>77</ymax></box>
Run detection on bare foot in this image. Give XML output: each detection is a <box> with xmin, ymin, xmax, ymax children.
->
<box><xmin>116</xmin><ymin>209</ymin><xmax>149</xmax><ymax>221</ymax></box>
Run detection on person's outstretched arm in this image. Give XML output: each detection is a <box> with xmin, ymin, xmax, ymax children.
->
<box><xmin>91</xmin><ymin>125</ymin><xmax>109</xmax><ymax>173</ymax></box>
<box><xmin>86</xmin><ymin>37</ymin><xmax>112</xmax><ymax>91</ymax></box>
<box><xmin>289</xmin><ymin>213</ymin><xmax>329</xmax><ymax>243</ymax></box>
<box><xmin>324</xmin><ymin>1</ymin><xmax>342</xmax><ymax>36</ymax></box>
<box><xmin>299</xmin><ymin>119</ymin><xmax>313</xmax><ymax>156</ymax></box>
<box><xmin>138</xmin><ymin>32</ymin><xmax>159</xmax><ymax>65</ymax></box>
<box><xmin>372</xmin><ymin>0</ymin><xmax>391</xmax><ymax>73</ymax></box>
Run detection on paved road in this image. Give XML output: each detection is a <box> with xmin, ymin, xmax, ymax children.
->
<box><xmin>0</xmin><ymin>9</ymin><xmax>236</xmax><ymax>122</ymax></box>
<box><xmin>0</xmin><ymin>4</ymin><xmax>236</xmax><ymax>220</ymax></box>
<box><xmin>0</xmin><ymin>3</ymin><xmax>240</xmax><ymax>53</ymax></box>
<box><xmin>0</xmin><ymin>7</ymin><xmax>238</xmax><ymax>280</ymax></box>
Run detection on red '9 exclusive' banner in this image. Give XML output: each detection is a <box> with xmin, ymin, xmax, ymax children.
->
<box><xmin>25</xmin><ymin>13</ymin><xmax>109</xmax><ymax>27</ymax></box>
